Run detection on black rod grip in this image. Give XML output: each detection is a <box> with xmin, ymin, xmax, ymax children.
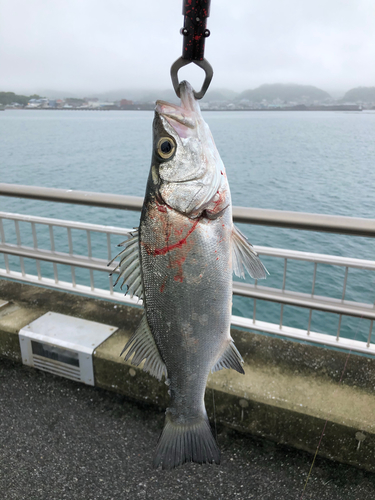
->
<box><xmin>181</xmin><ymin>0</ymin><xmax>211</xmax><ymax>61</ymax></box>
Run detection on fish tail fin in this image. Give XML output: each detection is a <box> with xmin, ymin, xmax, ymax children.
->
<box><xmin>153</xmin><ymin>412</ymin><xmax>220</xmax><ymax>470</ymax></box>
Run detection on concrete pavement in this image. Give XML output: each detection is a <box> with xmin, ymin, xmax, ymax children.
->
<box><xmin>1</xmin><ymin>358</ymin><xmax>375</xmax><ymax>500</ymax></box>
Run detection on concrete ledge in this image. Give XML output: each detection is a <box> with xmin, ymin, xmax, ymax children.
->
<box><xmin>1</xmin><ymin>279</ymin><xmax>375</xmax><ymax>472</ymax></box>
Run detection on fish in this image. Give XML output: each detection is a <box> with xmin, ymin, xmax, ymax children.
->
<box><xmin>109</xmin><ymin>80</ymin><xmax>267</xmax><ymax>469</ymax></box>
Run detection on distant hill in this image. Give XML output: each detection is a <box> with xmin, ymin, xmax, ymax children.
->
<box><xmin>34</xmin><ymin>88</ymin><xmax>170</xmax><ymax>103</ymax></box>
<box><xmin>237</xmin><ymin>84</ymin><xmax>331</xmax><ymax>103</ymax></box>
<box><xmin>341</xmin><ymin>87</ymin><xmax>375</xmax><ymax>103</ymax></box>
<box><xmin>0</xmin><ymin>91</ymin><xmax>43</xmax><ymax>106</ymax></box>
<box><xmin>201</xmin><ymin>89</ymin><xmax>239</xmax><ymax>102</ymax></box>
<box><xmin>93</xmin><ymin>87</ymin><xmax>238</xmax><ymax>104</ymax></box>
<box><xmin>37</xmin><ymin>89</ymin><xmax>82</xmax><ymax>99</ymax></box>
<box><xmin>7</xmin><ymin>84</ymin><xmax>350</xmax><ymax>105</ymax></box>
<box><xmin>86</xmin><ymin>88</ymin><xmax>178</xmax><ymax>103</ymax></box>
<box><xmin>99</xmin><ymin>87</ymin><xmax>232</xmax><ymax>104</ymax></box>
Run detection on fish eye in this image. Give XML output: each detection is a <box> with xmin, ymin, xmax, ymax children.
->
<box><xmin>157</xmin><ymin>137</ymin><xmax>176</xmax><ymax>159</ymax></box>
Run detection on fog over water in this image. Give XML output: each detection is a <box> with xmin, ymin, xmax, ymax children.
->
<box><xmin>0</xmin><ymin>0</ymin><xmax>374</xmax><ymax>96</ymax></box>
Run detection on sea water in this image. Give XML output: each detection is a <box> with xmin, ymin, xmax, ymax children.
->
<box><xmin>0</xmin><ymin>110</ymin><xmax>374</xmax><ymax>342</ymax></box>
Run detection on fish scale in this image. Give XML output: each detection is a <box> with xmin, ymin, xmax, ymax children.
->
<box><xmin>140</xmin><ymin>206</ymin><xmax>232</xmax><ymax>416</ymax></box>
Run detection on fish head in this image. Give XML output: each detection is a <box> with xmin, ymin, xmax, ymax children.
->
<box><xmin>151</xmin><ymin>81</ymin><xmax>230</xmax><ymax>218</ymax></box>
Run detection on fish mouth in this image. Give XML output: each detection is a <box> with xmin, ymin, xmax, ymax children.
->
<box><xmin>156</xmin><ymin>101</ymin><xmax>195</xmax><ymax>129</ymax></box>
<box><xmin>155</xmin><ymin>81</ymin><xmax>201</xmax><ymax>138</ymax></box>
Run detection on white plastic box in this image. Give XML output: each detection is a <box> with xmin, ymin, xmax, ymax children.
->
<box><xmin>19</xmin><ymin>312</ymin><xmax>118</xmax><ymax>385</ymax></box>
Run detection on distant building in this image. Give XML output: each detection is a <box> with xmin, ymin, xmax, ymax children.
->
<box><xmin>120</xmin><ymin>99</ymin><xmax>133</xmax><ymax>106</ymax></box>
<box><xmin>65</xmin><ymin>98</ymin><xmax>85</xmax><ymax>107</ymax></box>
<box><xmin>27</xmin><ymin>98</ymin><xmax>47</xmax><ymax>108</ymax></box>
<box><xmin>199</xmin><ymin>102</ymin><xmax>209</xmax><ymax>110</ymax></box>
<box><xmin>85</xmin><ymin>101</ymin><xmax>99</xmax><ymax>108</ymax></box>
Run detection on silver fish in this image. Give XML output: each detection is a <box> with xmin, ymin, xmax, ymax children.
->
<box><xmin>110</xmin><ymin>81</ymin><xmax>267</xmax><ymax>469</ymax></box>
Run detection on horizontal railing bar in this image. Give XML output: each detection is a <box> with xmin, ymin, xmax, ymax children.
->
<box><xmin>233</xmin><ymin>206</ymin><xmax>375</xmax><ymax>237</ymax></box>
<box><xmin>0</xmin><ymin>183</ymin><xmax>142</xmax><ymax>211</ymax></box>
<box><xmin>0</xmin><ymin>211</ymin><xmax>131</xmax><ymax>236</ymax></box>
<box><xmin>0</xmin><ymin>243</ymin><xmax>111</xmax><ymax>273</ymax></box>
<box><xmin>2</xmin><ymin>242</ymin><xmax>374</xmax><ymax>320</ymax></box>
<box><xmin>233</xmin><ymin>282</ymin><xmax>375</xmax><ymax>320</ymax></box>
<box><xmin>0</xmin><ymin>269</ymin><xmax>141</xmax><ymax>306</ymax></box>
<box><xmin>1</xmin><ymin>183</ymin><xmax>375</xmax><ymax>237</ymax></box>
<box><xmin>231</xmin><ymin>316</ymin><xmax>375</xmax><ymax>354</ymax></box>
<box><xmin>255</xmin><ymin>246</ymin><xmax>375</xmax><ymax>270</ymax></box>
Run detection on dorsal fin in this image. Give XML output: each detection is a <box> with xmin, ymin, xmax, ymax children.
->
<box><xmin>232</xmin><ymin>225</ymin><xmax>268</xmax><ymax>280</ymax></box>
<box><xmin>121</xmin><ymin>314</ymin><xmax>167</xmax><ymax>381</ymax></box>
<box><xmin>211</xmin><ymin>340</ymin><xmax>245</xmax><ymax>375</ymax></box>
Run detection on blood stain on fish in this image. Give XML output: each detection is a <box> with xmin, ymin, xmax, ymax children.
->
<box><xmin>153</xmin><ymin>219</ymin><xmax>199</xmax><ymax>256</ymax></box>
<box><xmin>160</xmin><ymin>276</ymin><xmax>167</xmax><ymax>293</ymax></box>
<box><xmin>171</xmin><ymin>255</ymin><xmax>187</xmax><ymax>282</ymax></box>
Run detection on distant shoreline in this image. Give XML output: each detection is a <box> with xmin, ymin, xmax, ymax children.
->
<box><xmin>3</xmin><ymin>105</ymin><xmax>364</xmax><ymax>112</ymax></box>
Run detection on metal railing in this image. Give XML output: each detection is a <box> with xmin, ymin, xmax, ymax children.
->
<box><xmin>1</xmin><ymin>183</ymin><xmax>374</xmax><ymax>236</ymax></box>
<box><xmin>1</xmin><ymin>183</ymin><xmax>374</xmax><ymax>355</ymax></box>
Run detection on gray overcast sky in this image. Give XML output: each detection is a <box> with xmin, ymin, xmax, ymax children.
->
<box><xmin>0</xmin><ymin>0</ymin><xmax>374</xmax><ymax>96</ymax></box>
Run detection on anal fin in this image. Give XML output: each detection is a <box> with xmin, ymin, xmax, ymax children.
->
<box><xmin>211</xmin><ymin>340</ymin><xmax>245</xmax><ymax>375</ymax></box>
<box><xmin>121</xmin><ymin>314</ymin><xmax>167</xmax><ymax>381</ymax></box>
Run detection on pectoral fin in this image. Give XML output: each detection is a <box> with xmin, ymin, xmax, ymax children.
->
<box><xmin>211</xmin><ymin>340</ymin><xmax>245</xmax><ymax>375</ymax></box>
<box><xmin>232</xmin><ymin>225</ymin><xmax>268</xmax><ymax>280</ymax></box>
<box><xmin>108</xmin><ymin>229</ymin><xmax>144</xmax><ymax>299</ymax></box>
<box><xmin>121</xmin><ymin>314</ymin><xmax>167</xmax><ymax>381</ymax></box>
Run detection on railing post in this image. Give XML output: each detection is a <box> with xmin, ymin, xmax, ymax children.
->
<box><xmin>31</xmin><ymin>222</ymin><xmax>42</xmax><ymax>280</ymax></box>
<box><xmin>367</xmin><ymin>321</ymin><xmax>373</xmax><ymax>348</ymax></box>
<box><xmin>336</xmin><ymin>315</ymin><xmax>342</xmax><ymax>342</ymax></box>
<box><xmin>311</xmin><ymin>263</ymin><xmax>317</xmax><ymax>296</ymax></box>
<box><xmin>253</xmin><ymin>299</ymin><xmax>256</xmax><ymax>324</ymax></box>
<box><xmin>307</xmin><ymin>309</ymin><xmax>312</xmax><ymax>336</ymax></box>
<box><xmin>49</xmin><ymin>225</ymin><xmax>59</xmax><ymax>283</ymax></box>
<box><xmin>342</xmin><ymin>267</ymin><xmax>349</xmax><ymax>301</ymax></box>
<box><xmin>0</xmin><ymin>218</ymin><xmax>10</xmax><ymax>273</ymax></box>
<box><xmin>14</xmin><ymin>220</ymin><xmax>26</xmax><ymax>276</ymax></box>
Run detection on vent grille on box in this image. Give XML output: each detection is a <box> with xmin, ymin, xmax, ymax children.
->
<box><xmin>33</xmin><ymin>354</ymin><xmax>82</xmax><ymax>382</ymax></box>
<box><xmin>19</xmin><ymin>312</ymin><xmax>118</xmax><ymax>385</ymax></box>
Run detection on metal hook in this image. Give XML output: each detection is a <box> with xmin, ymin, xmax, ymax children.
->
<box><xmin>170</xmin><ymin>57</ymin><xmax>213</xmax><ymax>100</ymax></box>
<box><xmin>170</xmin><ymin>1</ymin><xmax>213</xmax><ymax>100</ymax></box>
